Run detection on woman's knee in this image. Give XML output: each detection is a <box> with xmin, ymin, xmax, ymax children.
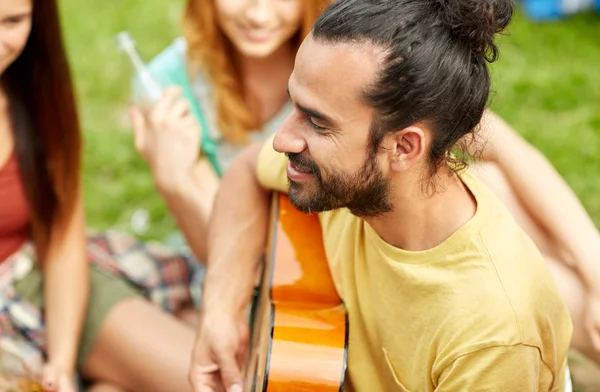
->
<box><xmin>544</xmin><ymin>255</ymin><xmax>600</xmax><ymax>361</ymax></box>
<box><xmin>87</xmin><ymin>383</ymin><xmax>126</xmax><ymax>392</ymax></box>
<box><xmin>81</xmin><ymin>298</ymin><xmax>195</xmax><ymax>392</ymax></box>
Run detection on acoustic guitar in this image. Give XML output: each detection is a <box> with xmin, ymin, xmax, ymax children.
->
<box><xmin>243</xmin><ymin>193</ymin><xmax>349</xmax><ymax>392</ymax></box>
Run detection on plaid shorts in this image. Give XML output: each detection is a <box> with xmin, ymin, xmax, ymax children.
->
<box><xmin>0</xmin><ymin>230</ymin><xmax>204</xmax><ymax>380</ymax></box>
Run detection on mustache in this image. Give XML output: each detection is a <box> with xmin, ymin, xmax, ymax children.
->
<box><xmin>286</xmin><ymin>153</ymin><xmax>320</xmax><ymax>176</ymax></box>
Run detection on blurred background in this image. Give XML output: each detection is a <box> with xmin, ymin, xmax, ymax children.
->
<box><xmin>57</xmin><ymin>0</ymin><xmax>599</xmax><ymax>241</ymax></box>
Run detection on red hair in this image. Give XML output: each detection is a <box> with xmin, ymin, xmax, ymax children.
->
<box><xmin>183</xmin><ymin>0</ymin><xmax>331</xmax><ymax>144</ymax></box>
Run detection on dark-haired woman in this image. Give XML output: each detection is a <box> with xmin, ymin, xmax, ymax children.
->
<box><xmin>0</xmin><ymin>1</ymin><xmax>209</xmax><ymax>391</ymax></box>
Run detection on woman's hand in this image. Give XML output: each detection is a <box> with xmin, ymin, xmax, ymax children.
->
<box><xmin>130</xmin><ymin>87</ymin><xmax>202</xmax><ymax>195</ymax></box>
<box><xmin>41</xmin><ymin>363</ymin><xmax>77</xmax><ymax>392</ymax></box>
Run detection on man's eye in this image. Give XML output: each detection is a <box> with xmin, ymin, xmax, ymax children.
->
<box><xmin>308</xmin><ymin>116</ymin><xmax>326</xmax><ymax>131</ymax></box>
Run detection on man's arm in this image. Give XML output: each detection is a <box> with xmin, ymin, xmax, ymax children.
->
<box><xmin>190</xmin><ymin>141</ymin><xmax>273</xmax><ymax>392</ymax></box>
<box><xmin>202</xmin><ymin>141</ymin><xmax>271</xmax><ymax>315</ymax></box>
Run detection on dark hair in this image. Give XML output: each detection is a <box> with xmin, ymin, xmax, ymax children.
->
<box><xmin>1</xmin><ymin>0</ymin><xmax>82</xmax><ymax>261</ymax></box>
<box><xmin>313</xmin><ymin>0</ymin><xmax>513</xmax><ymax>176</ymax></box>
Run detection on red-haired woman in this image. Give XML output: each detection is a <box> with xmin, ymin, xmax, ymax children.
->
<box><xmin>131</xmin><ymin>0</ymin><xmax>332</xmax><ymax>263</ymax></box>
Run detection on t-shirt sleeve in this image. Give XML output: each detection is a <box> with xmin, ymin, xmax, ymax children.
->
<box><xmin>436</xmin><ymin>345</ymin><xmax>554</xmax><ymax>391</ymax></box>
<box><xmin>256</xmin><ymin>134</ymin><xmax>289</xmax><ymax>193</ymax></box>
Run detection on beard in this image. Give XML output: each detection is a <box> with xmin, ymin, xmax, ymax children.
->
<box><xmin>286</xmin><ymin>151</ymin><xmax>393</xmax><ymax>218</ymax></box>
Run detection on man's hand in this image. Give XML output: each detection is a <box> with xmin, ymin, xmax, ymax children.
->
<box><xmin>187</xmin><ymin>134</ymin><xmax>271</xmax><ymax>392</ymax></box>
<box><xmin>190</xmin><ymin>312</ymin><xmax>250</xmax><ymax>392</ymax></box>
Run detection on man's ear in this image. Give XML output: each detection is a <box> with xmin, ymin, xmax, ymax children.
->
<box><xmin>386</xmin><ymin>125</ymin><xmax>426</xmax><ymax>172</ymax></box>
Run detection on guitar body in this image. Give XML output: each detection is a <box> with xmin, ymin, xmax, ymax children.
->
<box><xmin>244</xmin><ymin>193</ymin><xmax>348</xmax><ymax>392</ymax></box>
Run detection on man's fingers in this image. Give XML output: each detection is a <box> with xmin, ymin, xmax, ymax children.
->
<box><xmin>190</xmin><ymin>363</ymin><xmax>220</xmax><ymax>392</ymax></box>
<box><xmin>190</xmin><ymin>334</ymin><xmax>221</xmax><ymax>392</ymax></box>
<box><xmin>215</xmin><ymin>346</ymin><xmax>243</xmax><ymax>392</ymax></box>
<box><xmin>236</xmin><ymin>324</ymin><xmax>250</xmax><ymax>370</ymax></box>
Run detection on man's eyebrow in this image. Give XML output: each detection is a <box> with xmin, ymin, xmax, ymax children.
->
<box><xmin>286</xmin><ymin>86</ymin><xmax>336</xmax><ymax>125</ymax></box>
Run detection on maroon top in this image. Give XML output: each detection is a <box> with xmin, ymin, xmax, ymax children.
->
<box><xmin>0</xmin><ymin>150</ymin><xmax>30</xmax><ymax>262</ymax></box>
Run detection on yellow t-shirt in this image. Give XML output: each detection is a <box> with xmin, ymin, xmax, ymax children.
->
<box><xmin>257</xmin><ymin>138</ymin><xmax>573</xmax><ymax>392</ymax></box>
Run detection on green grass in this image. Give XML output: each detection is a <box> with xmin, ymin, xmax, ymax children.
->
<box><xmin>490</xmin><ymin>11</ymin><xmax>600</xmax><ymax>227</ymax></box>
<box><xmin>60</xmin><ymin>0</ymin><xmax>186</xmax><ymax>241</ymax></box>
<box><xmin>58</xmin><ymin>2</ymin><xmax>600</xmax><ymax>241</ymax></box>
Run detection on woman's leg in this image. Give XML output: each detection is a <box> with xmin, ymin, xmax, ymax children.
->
<box><xmin>175</xmin><ymin>306</ymin><xmax>201</xmax><ymax>328</ymax></box>
<box><xmin>87</xmin><ymin>383</ymin><xmax>127</xmax><ymax>392</ymax></box>
<box><xmin>472</xmin><ymin>163</ymin><xmax>600</xmax><ymax>364</ymax></box>
<box><xmin>80</xmin><ymin>298</ymin><xmax>196</xmax><ymax>392</ymax></box>
<box><xmin>77</xmin><ymin>229</ymin><xmax>209</xmax><ymax>392</ymax></box>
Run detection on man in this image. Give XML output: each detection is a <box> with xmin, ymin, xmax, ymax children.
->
<box><xmin>190</xmin><ymin>0</ymin><xmax>572</xmax><ymax>391</ymax></box>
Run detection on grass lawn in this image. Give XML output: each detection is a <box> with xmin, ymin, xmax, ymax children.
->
<box><xmin>58</xmin><ymin>2</ymin><xmax>600</xmax><ymax>242</ymax></box>
<box><xmin>59</xmin><ymin>0</ymin><xmax>186</xmax><ymax>241</ymax></box>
